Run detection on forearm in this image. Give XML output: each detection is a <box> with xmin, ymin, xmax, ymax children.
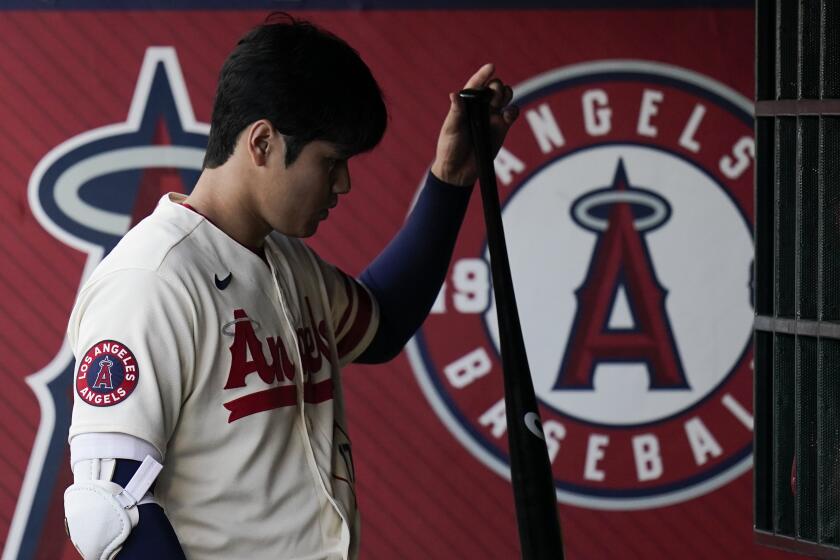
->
<box><xmin>64</xmin><ymin>433</ymin><xmax>185</xmax><ymax>559</ymax></box>
<box><xmin>112</xmin><ymin>460</ymin><xmax>185</xmax><ymax>559</ymax></box>
<box><xmin>357</xmin><ymin>171</ymin><xmax>472</xmax><ymax>363</ymax></box>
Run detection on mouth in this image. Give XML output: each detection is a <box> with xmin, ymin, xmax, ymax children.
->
<box><xmin>319</xmin><ymin>198</ymin><xmax>338</xmax><ymax>220</ymax></box>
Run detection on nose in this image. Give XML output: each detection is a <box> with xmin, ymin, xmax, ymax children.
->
<box><xmin>332</xmin><ymin>161</ymin><xmax>351</xmax><ymax>195</ymax></box>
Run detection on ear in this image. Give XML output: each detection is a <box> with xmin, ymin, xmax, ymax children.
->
<box><xmin>245</xmin><ymin>119</ymin><xmax>280</xmax><ymax>167</ymax></box>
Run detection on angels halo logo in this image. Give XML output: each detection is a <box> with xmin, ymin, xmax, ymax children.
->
<box><xmin>4</xmin><ymin>47</ymin><xmax>207</xmax><ymax>560</ymax></box>
<box><xmin>407</xmin><ymin>60</ymin><xmax>755</xmax><ymax>510</ymax></box>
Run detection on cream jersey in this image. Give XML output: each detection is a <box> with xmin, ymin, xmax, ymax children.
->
<box><xmin>67</xmin><ymin>193</ymin><xmax>379</xmax><ymax>560</ymax></box>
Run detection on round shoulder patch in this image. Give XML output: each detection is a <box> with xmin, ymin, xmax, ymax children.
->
<box><xmin>75</xmin><ymin>340</ymin><xmax>139</xmax><ymax>407</ymax></box>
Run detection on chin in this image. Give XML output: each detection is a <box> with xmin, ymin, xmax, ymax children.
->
<box><xmin>299</xmin><ymin>222</ymin><xmax>319</xmax><ymax>238</ymax></box>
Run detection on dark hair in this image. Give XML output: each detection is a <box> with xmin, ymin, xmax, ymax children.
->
<box><xmin>203</xmin><ymin>13</ymin><xmax>387</xmax><ymax>168</ymax></box>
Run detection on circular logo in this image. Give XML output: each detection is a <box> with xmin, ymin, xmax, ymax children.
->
<box><xmin>408</xmin><ymin>60</ymin><xmax>755</xmax><ymax>510</ymax></box>
<box><xmin>75</xmin><ymin>340</ymin><xmax>140</xmax><ymax>407</ymax></box>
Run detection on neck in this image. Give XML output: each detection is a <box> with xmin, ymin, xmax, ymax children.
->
<box><xmin>185</xmin><ymin>164</ymin><xmax>271</xmax><ymax>249</ymax></box>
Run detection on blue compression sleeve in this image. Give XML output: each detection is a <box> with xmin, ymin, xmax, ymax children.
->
<box><xmin>357</xmin><ymin>172</ymin><xmax>472</xmax><ymax>363</ymax></box>
<box><xmin>112</xmin><ymin>459</ymin><xmax>186</xmax><ymax>559</ymax></box>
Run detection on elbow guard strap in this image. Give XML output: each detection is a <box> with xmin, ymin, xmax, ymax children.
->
<box><xmin>64</xmin><ymin>456</ymin><xmax>162</xmax><ymax>560</ymax></box>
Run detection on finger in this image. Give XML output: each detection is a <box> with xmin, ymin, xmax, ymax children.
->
<box><xmin>489</xmin><ymin>104</ymin><xmax>519</xmax><ymax>136</ymax></box>
<box><xmin>502</xmin><ymin>85</ymin><xmax>514</xmax><ymax>107</ymax></box>
<box><xmin>487</xmin><ymin>79</ymin><xmax>506</xmax><ymax>111</ymax></box>
<box><xmin>489</xmin><ymin>105</ymin><xmax>519</xmax><ymax>133</ymax></box>
<box><xmin>488</xmin><ymin>105</ymin><xmax>519</xmax><ymax>154</ymax></box>
<box><xmin>462</xmin><ymin>63</ymin><xmax>495</xmax><ymax>90</ymax></box>
<box><xmin>502</xmin><ymin>104</ymin><xmax>520</xmax><ymax>125</ymax></box>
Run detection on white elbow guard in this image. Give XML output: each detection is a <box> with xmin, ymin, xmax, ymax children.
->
<box><xmin>64</xmin><ymin>456</ymin><xmax>162</xmax><ymax>560</ymax></box>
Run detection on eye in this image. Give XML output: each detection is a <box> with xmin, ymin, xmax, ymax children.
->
<box><xmin>327</xmin><ymin>157</ymin><xmax>348</xmax><ymax>174</ymax></box>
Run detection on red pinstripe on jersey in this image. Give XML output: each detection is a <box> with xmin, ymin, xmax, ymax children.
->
<box><xmin>336</xmin><ymin>273</ymin><xmax>374</xmax><ymax>360</ymax></box>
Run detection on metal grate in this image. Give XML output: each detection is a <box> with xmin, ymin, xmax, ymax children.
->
<box><xmin>801</xmin><ymin>0</ymin><xmax>821</xmax><ymax>99</ymax></box>
<box><xmin>772</xmin><ymin>334</ymin><xmax>796</xmax><ymax>535</ymax></box>
<box><xmin>776</xmin><ymin>0</ymin><xmax>798</xmax><ymax>99</ymax></box>
<box><xmin>824</xmin><ymin>1</ymin><xmax>840</xmax><ymax>98</ymax></box>
<box><xmin>755</xmin><ymin>330</ymin><xmax>774</xmax><ymax>532</ymax></box>
<box><xmin>756</xmin><ymin>118</ymin><xmax>775</xmax><ymax>316</ymax></box>
<box><xmin>755</xmin><ymin>0</ymin><xmax>840</xmax><ymax>556</ymax></box>
<box><xmin>775</xmin><ymin>118</ymin><xmax>796</xmax><ymax>318</ymax></box>
<box><xmin>796</xmin><ymin>336</ymin><xmax>818</xmax><ymax>540</ymax></box>
<box><xmin>799</xmin><ymin>117</ymin><xmax>819</xmax><ymax>320</ymax></box>
<box><xmin>825</xmin><ymin>118</ymin><xmax>840</xmax><ymax>321</ymax></box>
<box><xmin>819</xmin><ymin>338</ymin><xmax>840</xmax><ymax>545</ymax></box>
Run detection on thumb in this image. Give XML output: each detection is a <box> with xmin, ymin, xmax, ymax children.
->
<box><xmin>449</xmin><ymin>92</ymin><xmax>465</xmax><ymax>117</ymax></box>
<box><xmin>441</xmin><ymin>92</ymin><xmax>465</xmax><ymax>133</ymax></box>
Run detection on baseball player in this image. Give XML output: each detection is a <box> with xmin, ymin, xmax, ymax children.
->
<box><xmin>63</xmin><ymin>14</ymin><xmax>518</xmax><ymax>560</ymax></box>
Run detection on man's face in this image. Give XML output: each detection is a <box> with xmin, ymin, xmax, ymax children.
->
<box><xmin>257</xmin><ymin>137</ymin><xmax>351</xmax><ymax>238</ymax></box>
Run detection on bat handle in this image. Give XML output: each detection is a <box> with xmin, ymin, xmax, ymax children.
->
<box><xmin>458</xmin><ymin>88</ymin><xmax>494</xmax><ymax>164</ymax></box>
<box><xmin>458</xmin><ymin>88</ymin><xmax>500</xmax><ymax>214</ymax></box>
<box><xmin>458</xmin><ymin>88</ymin><xmax>508</xmax><ymax>291</ymax></box>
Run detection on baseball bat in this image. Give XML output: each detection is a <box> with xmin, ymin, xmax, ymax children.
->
<box><xmin>458</xmin><ymin>87</ymin><xmax>565</xmax><ymax>560</ymax></box>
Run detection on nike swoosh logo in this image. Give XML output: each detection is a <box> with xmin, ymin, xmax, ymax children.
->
<box><xmin>524</xmin><ymin>412</ymin><xmax>545</xmax><ymax>441</ymax></box>
<box><xmin>214</xmin><ymin>272</ymin><xmax>233</xmax><ymax>290</ymax></box>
